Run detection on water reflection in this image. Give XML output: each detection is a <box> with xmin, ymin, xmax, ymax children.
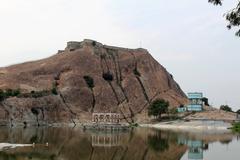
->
<box><xmin>0</xmin><ymin>127</ymin><xmax>238</xmax><ymax>160</ymax></box>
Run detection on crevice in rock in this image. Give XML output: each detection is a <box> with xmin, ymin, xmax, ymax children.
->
<box><xmin>130</xmin><ymin>52</ymin><xmax>150</xmax><ymax>103</ymax></box>
<box><xmin>114</xmin><ymin>52</ymin><xmax>129</xmax><ymax>103</ymax></box>
<box><xmin>90</xmin><ymin>89</ymin><xmax>96</xmax><ymax>113</ymax></box>
<box><xmin>108</xmin><ymin>82</ymin><xmax>120</xmax><ymax>105</ymax></box>
<box><xmin>54</xmin><ymin>70</ymin><xmax>76</xmax><ymax>125</ymax></box>
<box><xmin>128</xmin><ymin>106</ymin><xmax>135</xmax><ymax>123</ymax></box>
<box><xmin>100</xmin><ymin>53</ymin><xmax>120</xmax><ymax>105</ymax></box>
<box><xmin>135</xmin><ymin>76</ymin><xmax>150</xmax><ymax>103</ymax></box>
<box><xmin>120</xmin><ymin>109</ymin><xmax>131</xmax><ymax>124</ymax></box>
<box><xmin>83</xmin><ymin>76</ymin><xmax>96</xmax><ymax>113</ymax></box>
<box><xmin>109</xmin><ymin>51</ymin><xmax>120</xmax><ymax>84</ymax></box>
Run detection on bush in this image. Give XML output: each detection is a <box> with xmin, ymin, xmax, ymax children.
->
<box><xmin>220</xmin><ymin>105</ymin><xmax>232</xmax><ymax>112</ymax></box>
<box><xmin>31</xmin><ymin>107</ymin><xmax>39</xmax><ymax>116</ymax></box>
<box><xmin>83</xmin><ymin>76</ymin><xmax>94</xmax><ymax>89</ymax></box>
<box><xmin>133</xmin><ymin>68</ymin><xmax>141</xmax><ymax>77</ymax></box>
<box><xmin>51</xmin><ymin>83</ymin><xmax>58</xmax><ymax>95</ymax></box>
<box><xmin>0</xmin><ymin>89</ymin><xmax>21</xmax><ymax>101</ymax></box>
<box><xmin>51</xmin><ymin>87</ymin><xmax>58</xmax><ymax>95</ymax></box>
<box><xmin>102</xmin><ymin>72</ymin><xmax>114</xmax><ymax>81</ymax></box>
<box><xmin>0</xmin><ymin>90</ymin><xmax>4</xmax><ymax>101</ymax></box>
<box><xmin>92</xmin><ymin>41</ymin><xmax>96</xmax><ymax>46</ymax></box>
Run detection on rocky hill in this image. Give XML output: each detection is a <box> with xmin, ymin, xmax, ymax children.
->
<box><xmin>0</xmin><ymin>39</ymin><xmax>187</xmax><ymax>126</ymax></box>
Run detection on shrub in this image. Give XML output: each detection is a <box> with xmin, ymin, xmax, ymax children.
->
<box><xmin>31</xmin><ymin>107</ymin><xmax>39</xmax><ymax>116</ymax></box>
<box><xmin>133</xmin><ymin>68</ymin><xmax>141</xmax><ymax>77</ymax></box>
<box><xmin>102</xmin><ymin>72</ymin><xmax>114</xmax><ymax>81</ymax></box>
<box><xmin>92</xmin><ymin>41</ymin><xmax>96</xmax><ymax>46</ymax></box>
<box><xmin>12</xmin><ymin>89</ymin><xmax>20</xmax><ymax>97</ymax></box>
<box><xmin>220</xmin><ymin>105</ymin><xmax>232</xmax><ymax>112</ymax></box>
<box><xmin>0</xmin><ymin>89</ymin><xmax>21</xmax><ymax>101</ymax></box>
<box><xmin>51</xmin><ymin>87</ymin><xmax>58</xmax><ymax>95</ymax></box>
<box><xmin>100</xmin><ymin>54</ymin><xmax>106</xmax><ymax>59</ymax></box>
<box><xmin>51</xmin><ymin>83</ymin><xmax>58</xmax><ymax>95</ymax></box>
<box><xmin>83</xmin><ymin>76</ymin><xmax>94</xmax><ymax>89</ymax></box>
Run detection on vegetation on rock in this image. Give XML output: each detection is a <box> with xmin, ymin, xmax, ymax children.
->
<box><xmin>220</xmin><ymin>105</ymin><xmax>232</xmax><ymax>112</ymax></box>
<box><xmin>51</xmin><ymin>82</ymin><xmax>58</xmax><ymax>95</ymax></box>
<box><xmin>102</xmin><ymin>72</ymin><xmax>114</xmax><ymax>81</ymax></box>
<box><xmin>0</xmin><ymin>89</ymin><xmax>21</xmax><ymax>101</ymax></box>
<box><xmin>133</xmin><ymin>68</ymin><xmax>141</xmax><ymax>77</ymax></box>
<box><xmin>83</xmin><ymin>76</ymin><xmax>94</xmax><ymax>89</ymax></box>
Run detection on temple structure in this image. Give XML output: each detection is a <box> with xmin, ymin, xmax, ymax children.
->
<box><xmin>92</xmin><ymin>113</ymin><xmax>121</xmax><ymax>124</ymax></box>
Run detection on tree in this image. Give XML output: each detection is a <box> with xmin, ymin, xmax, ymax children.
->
<box><xmin>202</xmin><ymin>97</ymin><xmax>209</xmax><ymax>106</ymax></box>
<box><xmin>236</xmin><ymin>109</ymin><xmax>240</xmax><ymax>114</ymax></box>
<box><xmin>148</xmin><ymin>99</ymin><xmax>169</xmax><ymax>119</ymax></box>
<box><xmin>220</xmin><ymin>105</ymin><xmax>232</xmax><ymax>112</ymax></box>
<box><xmin>102</xmin><ymin>72</ymin><xmax>114</xmax><ymax>81</ymax></box>
<box><xmin>209</xmin><ymin>0</ymin><xmax>240</xmax><ymax>36</ymax></box>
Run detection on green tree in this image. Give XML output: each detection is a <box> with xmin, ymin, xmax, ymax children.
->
<box><xmin>236</xmin><ymin>109</ymin><xmax>240</xmax><ymax>114</ymax></box>
<box><xmin>202</xmin><ymin>97</ymin><xmax>209</xmax><ymax>106</ymax></box>
<box><xmin>220</xmin><ymin>105</ymin><xmax>232</xmax><ymax>112</ymax></box>
<box><xmin>148</xmin><ymin>99</ymin><xmax>169</xmax><ymax>119</ymax></box>
<box><xmin>209</xmin><ymin>0</ymin><xmax>240</xmax><ymax>36</ymax></box>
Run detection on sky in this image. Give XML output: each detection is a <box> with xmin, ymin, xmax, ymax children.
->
<box><xmin>0</xmin><ymin>0</ymin><xmax>239</xmax><ymax>110</ymax></box>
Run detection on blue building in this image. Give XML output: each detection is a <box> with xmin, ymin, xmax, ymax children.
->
<box><xmin>177</xmin><ymin>92</ymin><xmax>203</xmax><ymax>112</ymax></box>
<box><xmin>187</xmin><ymin>92</ymin><xmax>203</xmax><ymax>112</ymax></box>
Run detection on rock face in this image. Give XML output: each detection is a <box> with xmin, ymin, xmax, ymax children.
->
<box><xmin>0</xmin><ymin>39</ymin><xmax>187</xmax><ymax>126</ymax></box>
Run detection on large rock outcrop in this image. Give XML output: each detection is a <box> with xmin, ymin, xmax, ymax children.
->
<box><xmin>0</xmin><ymin>39</ymin><xmax>187</xmax><ymax>126</ymax></box>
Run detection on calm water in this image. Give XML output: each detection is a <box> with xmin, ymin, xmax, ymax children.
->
<box><xmin>0</xmin><ymin>127</ymin><xmax>239</xmax><ymax>160</ymax></box>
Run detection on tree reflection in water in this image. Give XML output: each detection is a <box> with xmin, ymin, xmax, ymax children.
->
<box><xmin>147</xmin><ymin>131</ymin><xmax>169</xmax><ymax>152</ymax></box>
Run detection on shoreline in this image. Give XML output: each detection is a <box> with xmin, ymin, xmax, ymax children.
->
<box><xmin>140</xmin><ymin>120</ymin><xmax>233</xmax><ymax>133</ymax></box>
<box><xmin>0</xmin><ymin>120</ymin><xmax>234</xmax><ymax>134</ymax></box>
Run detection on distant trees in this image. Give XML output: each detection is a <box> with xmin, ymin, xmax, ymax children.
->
<box><xmin>220</xmin><ymin>105</ymin><xmax>232</xmax><ymax>112</ymax></box>
<box><xmin>202</xmin><ymin>97</ymin><xmax>209</xmax><ymax>106</ymax></box>
<box><xmin>148</xmin><ymin>99</ymin><xmax>169</xmax><ymax>119</ymax></box>
<box><xmin>236</xmin><ymin>109</ymin><xmax>240</xmax><ymax>114</ymax></box>
<box><xmin>209</xmin><ymin>0</ymin><xmax>240</xmax><ymax>36</ymax></box>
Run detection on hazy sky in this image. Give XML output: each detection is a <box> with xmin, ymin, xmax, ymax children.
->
<box><xmin>0</xmin><ymin>0</ymin><xmax>239</xmax><ymax>110</ymax></box>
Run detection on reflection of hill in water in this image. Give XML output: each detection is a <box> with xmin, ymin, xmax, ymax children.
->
<box><xmin>0</xmin><ymin>127</ymin><xmax>237</xmax><ymax>160</ymax></box>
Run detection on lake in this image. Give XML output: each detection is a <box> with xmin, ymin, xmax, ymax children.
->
<box><xmin>0</xmin><ymin>127</ymin><xmax>239</xmax><ymax>160</ymax></box>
